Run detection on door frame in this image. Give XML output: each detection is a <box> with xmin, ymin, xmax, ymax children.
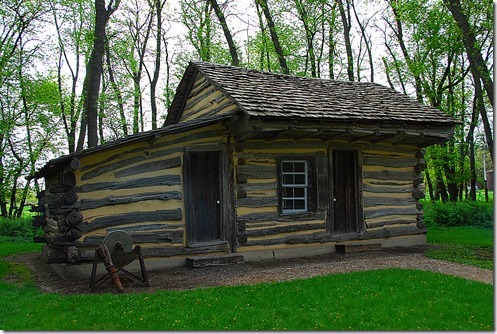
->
<box><xmin>183</xmin><ymin>144</ymin><xmax>235</xmax><ymax>250</ymax></box>
<box><xmin>328</xmin><ymin>148</ymin><xmax>365</xmax><ymax>235</ymax></box>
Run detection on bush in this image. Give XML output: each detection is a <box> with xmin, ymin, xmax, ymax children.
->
<box><xmin>423</xmin><ymin>200</ymin><xmax>493</xmax><ymax>228</ymax></box>
<box><xmin>0</xmin><ymin>217</ymin><xmax>43</xmax><ymax>242</ymax></box>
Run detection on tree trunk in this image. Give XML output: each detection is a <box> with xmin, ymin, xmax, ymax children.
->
<box><xmin>389</xmin><ymin>0</ymin><xmax>423</xmax><ymax>102</ymax></box>
<box><xmin>465</xmin><ymin>70</ymin><xmax>482</xmax><ymax>201</ymax></box>
<box><xmin>255</xmin><ymin>1</ymin><xmax>271</xmax><ymax>71</ymax></box>
<box><xmin>444</xmin><ymin>141</ymin><xmax>458</xmax><ymax>202</ymax></box>
<box><xmin>434</xmin><ymin>164</ymin><xmax>448</xmax><ymax>203</ymax></box>
<box><xmin>464</xmin><ymin>36</ymin><xmax>494</xmax><ymax>163</ymax></box>
<box><xmin>98</xmin><ymin>74</ymin><xmax>106</xmax><ymax>143</ymax></box>
<box><xmin>162</xmin><ymin>33</ymin><xmax>173</xmax><ymax>109</ymax></box>
<box><xmin>258</xmin><ymin>0</ymin><xmax>289</xmax><ymax>74</ymax></box>
<box><xmin>105</xmin><ymin>35</ymin><xmax>128</xmax><ymax>136</ymax></box>
<box><xmin>133</xmin><ymin>74</ymin><xmax>140</xmax><ymax>134</ymax></box>
<box><xmin>337</xmin><ymin>0</ymin><xmax>353</xmax><ymax>81</ymax></box>
<box><xmin>425</xmin><ymin>163</ymin><xmax>435</xmax><ymax>201</ymax></box>
<box><xmin>149</xmin><ymin>0</ymin><xmax>167</xmax><ymax>130</ymax></box>
<box><xmin>84</xmin><ymin>0</ymin><xmax>109</xmax><ymax>148</ymax></box>
<box><xmin>443</xmin><ymin>0</ymin><xmax>493</xmax><ymax>107</ymax></box>
<box><xmin>469</xmin><ymin>136</ymin><xmax>477</xmax><ymax>201</ymax></box>
<box><xmin>351</xmin><ymin>0</ymin><xmax>373</xmax><ymax>82</ymax></box>
<box><xmin>0</xmin><ymin>136</ymin><xmax>7</xmax><ymax>217</ymax></box>
<box><xmin>328</xmin><ymin>19</ymin><xmax>336</xmax><ymax>79</ymax></box>
<box><xmin>82</xmin><ymin>0</ymin><xmax>120</xmax><ymax>149</ymax></box>
<box><xmin>129</xmin><ymin>4</ymin><xmax>152</xmax><ymax>134</ymax></box>
<box><xmin>209</xmin><ymin>0</ymin><xmax>239</xmax><ymax>66</ymax></box>
<box><xmin>294</xmin><ymin>0</ymin><xmax>317</xmax><ymax>77</ymax></box>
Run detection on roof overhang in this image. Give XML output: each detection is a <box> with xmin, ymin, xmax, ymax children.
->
<box><xmin>232</xmin><ymin>115</ymin><xmax>456</xmax><ymax>148</ymax></box>
<box><xmin>32</xmin><ymin>114</ymin><xmax>236</xmax><ymax>180</ymax></box>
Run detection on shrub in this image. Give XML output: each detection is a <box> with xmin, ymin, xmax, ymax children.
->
<box><xmin>423</xmin><ymin>200</ymin><xmax>493</xmax><ymax>228</ymax></box>
<box><xmin>0</xmin><ymin>217</ymin><xmax>42</xmax><ymax>242</ymax></box>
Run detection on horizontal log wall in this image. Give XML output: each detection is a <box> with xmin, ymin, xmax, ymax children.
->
<box><xmin>361</xmin><ymin>145</ymin><xmax>425</xmax><ymax>234</ymax></box>
<box><xmin>234</xmin><ymin>139</ymin><xmax>425</xmax><ymax>252</ymax></box>
<box><xmin>234</xmin><ymin>139</ymin><xmax>328</xmax><ymax>250</ymax></box>
<box><xmin>42</xmin><ymin>124</ymin><xmax>231</xmax><ymax>263</ymax></box>
<box><xmin>180</xmin><ymin>72</ymin><xmax>240</xmax><ymax>122</ymax></box>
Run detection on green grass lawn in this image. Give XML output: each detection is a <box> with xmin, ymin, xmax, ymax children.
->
<box><xmin>0</xmin><ymin>267</ymin><xmax>493</xmax><ymax>330</ymax></box>
<box><xmin>0</xmin><ymin>236</ymin><xmax>494</xmax><ymax>331</ymax></box>
<box><xmin>426</xmin><ymin>226</ymin><xmax>494</xmax><ymax>269</ymax></box>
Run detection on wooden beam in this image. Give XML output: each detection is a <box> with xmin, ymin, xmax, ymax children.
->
<box><xmin>148</xmin><ymin>133</ymin><xmax>162</xmax><ymax>145</ymax></box>
<box><xmin>368</xmin><ymin>132</ymin><xmax>397</xmax><ymax>144</ymax></box>
<box><xmin>265</xmin><ymin>127</ymin><xmax>293</xmax><ymax>142</ymax></box>
<box><xmin>291</xmin><ymin>128</ymin><xmax>324</xmax><ymax>141</ymax></box>
<box><xmin>348</xmin><ymin>130</ymin><xmax>378</xmax><ymax>143</ymax></box>
<box><xmin>322</xmin><ymin>129</ymin><xmax>352</xmax><ymax>143</ymax></box>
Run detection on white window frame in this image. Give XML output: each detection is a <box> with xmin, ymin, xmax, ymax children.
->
<box><xmin>280</xmin><ymin>160</ymin><xmax>309</xmax><ymax>214</ymax></box>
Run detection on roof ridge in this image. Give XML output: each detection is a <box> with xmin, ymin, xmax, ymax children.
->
<box><xmin>191</xmin><ymin>60</ymin><xmax>391</xmax><ymax>88</ymax></box>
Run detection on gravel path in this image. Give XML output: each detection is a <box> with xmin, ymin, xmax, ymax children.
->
<box><xmin>7</xmin><ymin>245</ymin><xmax>492</xmax><ymax>294</ymax></box>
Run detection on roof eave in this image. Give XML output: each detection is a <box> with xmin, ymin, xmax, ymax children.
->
<box><xmin>32</xmin><ymin>114</ymin><xmax>236</xmax><ymax>180</ymax></box>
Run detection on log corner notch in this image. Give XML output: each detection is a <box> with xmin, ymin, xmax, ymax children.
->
<box><xmin>40</xmin><ymin>161</ymin><xmax>85</xmax><ymax>260</ymax></box>
<box><xmin>69</xmin><ymin>158</ymin><xmax>81</xmax><ymax>171</ymax></box>
<box><xmin>413</xmin><ymin>149</ymin><xmax>427</xmax><ymax>232</ymax></box>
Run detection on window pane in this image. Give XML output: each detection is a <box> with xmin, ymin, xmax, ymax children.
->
<box><xmin>283</xmin><ymin>187</ymin><xmax>294</xmax><ymax>197</ymax></box>
<box><xmin>283</xmin><ymin>199</ymin><xmax>293</xmax><ymax>210</ymax></box>
<box><xmin>282</xmin><ymin>162</ymin><xmax>293</xmax><ymax>172</ymax></box>
<box><xmin>294</xmin><ymin>174</ymin><xmax>306</xmax><ymax>185</ymax></box>
<box><xmin>294</xmin><ymin>187</ymin><xmax>305</xmax><ymax>197</ymax></box>
<box><xmin>280</xmin><ymin>159</ymin><xmax>309</xmax><ymax>213</ymax></box>
<box><xmin>283</xmin><ymin>174</ymin><xmax>294</xmax><ymax>185</ymax></box>
<box><xmin>294</xmin><ymin>162</ymin><xmax>306</xmax><ymax>172</ymax></box>
<box><xmin>294</xmin><ymin>200</ymin><xmax>305</xmax><ymax>210</ymax></box>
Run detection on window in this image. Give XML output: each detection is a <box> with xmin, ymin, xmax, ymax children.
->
<box><xmin>280</xmin><ymin>160</ymin><xmax>309</xmax><ymax>213</ymax></box>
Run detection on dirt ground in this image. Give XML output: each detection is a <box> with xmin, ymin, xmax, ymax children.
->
<box><xmin>5</xmin><ymin>245</ymin><xmax>493</xmax><ymax>295</ymax></box>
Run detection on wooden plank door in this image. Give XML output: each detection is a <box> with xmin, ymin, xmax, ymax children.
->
<box><xmin>185</xmin><ymin>151</ymin><xmax>221</xmax><ymax>244</ymax></box>
<box><xmin>332</xmin><ymin>150</ymin><xmax>360</xmax><ymax>234</ymax></box>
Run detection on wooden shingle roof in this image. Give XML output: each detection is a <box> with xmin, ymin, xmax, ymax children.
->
<box><xmin>166</xmin><ymin>61</ymin><xmax>456</xmax><ymax>126</ymax></box>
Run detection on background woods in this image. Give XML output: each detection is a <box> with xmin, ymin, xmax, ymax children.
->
<box><xmin>0</xmin><ymin>0</ymin><xmax>493</xmax><ymax>217</ymax></box>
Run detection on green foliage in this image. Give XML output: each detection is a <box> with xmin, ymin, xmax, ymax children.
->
<box><xmin>0</xmin><ymin>217</ymin><xmax>42</xmax><ymax>243</ymax></box>
<box><xmin>422</xmin><ymin>200</ymin><xmax>493</xmax><ymax>228</ymax></box>
<box><xmin>427</xmin><ymin>226</ymin><xmax>493</xmax><ymax>247</ymax></box>
<box><xmin>426</xmin><ymin>226</ymin><xmax>493</xmax><ymax>269</ymax></box>
<box><xmin>0</xmin><ymin>267</ymin><xmax>492</xmax><ymax>330</ymax></box>
<box><xmin>0</xmin><ymin>242</ymin><xmax>41</xmax><ymax>258</ymax></box>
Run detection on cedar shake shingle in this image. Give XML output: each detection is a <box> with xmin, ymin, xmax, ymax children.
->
<box><xmin>166</xmin><ymin>61</ymin><xmax>457</xmax><ymax>125</ymax></box>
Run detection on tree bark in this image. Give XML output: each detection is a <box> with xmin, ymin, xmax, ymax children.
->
<box><xmin>255</xmin><ymin>1</ymin><xmax>271</xmax><ymax>71</ymax></box>
<box><xmin>327</xmin><ymin>3</ymin><xmax>338</xmax><ymax>80</ymax></box>
<box><xmin>465</xmin><ymin>68</ymin><xmax>482</xmax><ymax>201</ymax></box>
<box><xmin>294</xmin><ymin>0</ymin><xmax>317</xmax><ymax>77</ymax></box>
<box><xmin>148</xmin><ymin>0</ymin><xmax>167</xmax><ymax>130</ymax></box>
<box><xmin>209</xmin><ymin>0</ymin><xmax>239</xmax><ymax>66</ymax></box>
<box><xmin>443</xmin><ymin>0</ymin><xmax>493</xmax><ymax>107</ymax></box>
<box><xmin>336</xmin><ymin>0</ymin><xmax>353</xmax><ymax>81</ymax></box>
<box><xmin>464</xmin><ymin>35</ymin><xmax>494</xmax><ymax>162</ymax></box>
<box><xmin>257</xmin><ymin>0</ymin><xmax>289</xmax><ymax>74</ymax></box>
<box><xmin>424</xmin><ymin>163</ymin><xmax>435</xmax><ymax>201</ymax></box>
<box><xmin>82</xmin><ymin>0</ymin><xmax>120</xmax><ymax>149</ymax></box>
<box><xmin>388</xmin><ymin>0</ymin><xmax>423</xmax><ymax>102</ymax></box>
<box><xmin>104</xmin><ymin>35</ymin><xmax>128</xmax><ymax>136</ymax></box>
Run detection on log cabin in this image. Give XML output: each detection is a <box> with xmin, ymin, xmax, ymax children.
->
<box><xmin>32</xmin><ymin>61</ymin><xmax>457</xmax><ymax>278</ymax></box>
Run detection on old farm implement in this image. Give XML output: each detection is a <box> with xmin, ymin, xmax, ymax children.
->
<box><xmin>90</xmin><ymin>230</ymin><xmax>149</xmax><ymax>292</ymax></box>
